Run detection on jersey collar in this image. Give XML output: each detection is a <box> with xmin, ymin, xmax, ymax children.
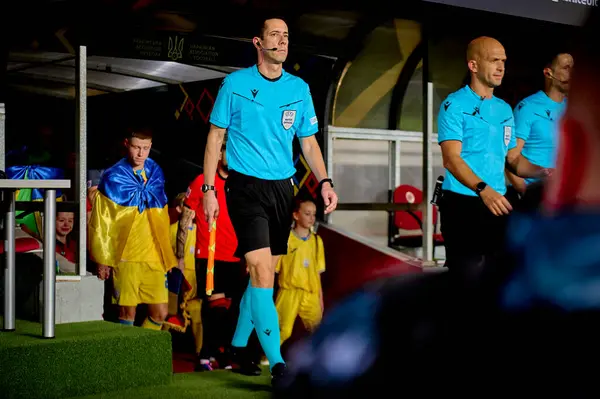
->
<box><xmin>465</xmin><ymin>84</ymin><xmax>491</xmax><ymax>102</ymax></box>
<box><xmin>539</xmin><ymin>90</ymin><xmax>567</xmax><ymax>106</ymax></box>
<box><xmin>253</xmin><ymin>64</ymin><xmax>285</xmax><ymax>82</ymax></box>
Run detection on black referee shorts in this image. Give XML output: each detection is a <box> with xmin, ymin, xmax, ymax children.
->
<box><xmin>225</xmin><ymin>170</ymin><xmax>294</xmax><ymax>258</ymax></box>
<box><xmin>439</xmin><ymin>190</ymin><xmax>508</xmax><ymax>279</ymax></box>
<box><xmin>504</xmin><ymin>185</ymin><xmax>522</xmax><ymax>207</ymax></box>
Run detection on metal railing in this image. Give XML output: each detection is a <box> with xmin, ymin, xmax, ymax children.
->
<box><xmin>1</xmin><ymin>179</ymin><xmax>71</xmax><ymax>338</ymax></box>
<box><xmin>0</xmin><ymin>47</ymin><xmax>88</xmax><ymax>278</ymax></box>
<box><xmin>327</xmin><ymin>82</ymin><xmax>438</xmax><ymax>264</ymax></box>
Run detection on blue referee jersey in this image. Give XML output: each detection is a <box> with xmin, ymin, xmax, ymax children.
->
<box><xmin>210</xmin><ymin>65</ymin><xmax>319</xmax><ymax>180</ymax></box>
<box><xmin>514</xmin><ymin>90</ymin><xmax>566</xmax><ymax>185</ymax></box>
<box><xmin>438</xmin><ymin>85</ymin><xmax>517</xmax><ymax>196</ymax></box>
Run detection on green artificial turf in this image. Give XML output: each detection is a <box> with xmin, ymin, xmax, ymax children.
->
<box><xmin>0</xmin><ymin>318</ymin><xmax>172</xmax><ymax>399</ymax></box>
<box><xmin>69</xmin><ymin>370</ymin><xmax>273</xmax><ymax>399</ymax></box>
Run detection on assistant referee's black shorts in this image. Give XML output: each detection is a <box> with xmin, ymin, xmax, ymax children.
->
<box><xmin>195</xmin><ymin>258</ymin><xmax>245</xmax><ymax>299</ymax></box>
<box><xmin>225</xmin><ymin>170</ymin><xmax>294</xmax><ymax>258</ymax></box>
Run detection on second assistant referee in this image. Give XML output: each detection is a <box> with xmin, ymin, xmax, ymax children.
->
<box><xmin>438</xmin><ymin>36</ymin><xmax>551</xmax><ymax>279</ymax></box>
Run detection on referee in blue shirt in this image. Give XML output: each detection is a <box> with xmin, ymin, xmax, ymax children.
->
<box><xmin>202</xmin><ymin>17</ymin><xmax>338</xmax><ymax>387</ymax></box>
<box><xmin>438</xmin><ymin>36</ymin><xmax>551</xmax><ymax>280</ymax></box>
<box><xmin>506</xmin><ymin>53</ymin><xmax>573</xmax><ymax>207</ymax></box>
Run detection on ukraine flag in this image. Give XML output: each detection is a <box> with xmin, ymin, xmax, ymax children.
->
<box><xmin>7</xmin><ymin>165</ymin><xmax>64</xmax><ymax>235</ymax></box>
<box><xmin>88</xmin><ymin>158</ymin><xmax>177</xmax><ymax>271</ymax></box>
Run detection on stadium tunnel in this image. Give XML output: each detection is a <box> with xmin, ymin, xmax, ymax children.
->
<box><xmin>0</xmin><ymin>1</ymin><xmax>596</xmax><ymax>397</ymax></box>
<box><xmin>0</xmin><ymin>0</ymin><xmax>594</xmax><ymax>318</ymax></box>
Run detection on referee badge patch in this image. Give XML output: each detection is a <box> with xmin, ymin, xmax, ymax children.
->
<box><xmin>282</xmin><ymin>110</ymin><xmax>297</xmax><ymax>130</ymax></box>
<box><xmin>504</xmin><ymin>126</ymin><xmax>512</xmax><ymax>146</ymax></box>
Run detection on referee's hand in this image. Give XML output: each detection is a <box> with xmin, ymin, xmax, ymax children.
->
<box><xmin>479</xmin><ymin>186</ymin><xmax>513</xmax><ymax>216</ymax></box>
<box><xmin>203</xmin><ymin>192</ymin><xmax>219</xmax><ymax>231</ymax></box>
<box><xmin>321</xmin><ymin>183</ymin><xmax>338</xmax><ymax>214</ymax></box>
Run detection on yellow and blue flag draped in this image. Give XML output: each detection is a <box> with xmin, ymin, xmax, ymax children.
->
<box><xmin>88</xmin><ymin>158</ymin><xmax>177</xmax><ymax>271</ymax></box>
<box><xmin>7</xmin><ymin>165</ymin><xmax>64</xmax><ymax>235</ymax></box>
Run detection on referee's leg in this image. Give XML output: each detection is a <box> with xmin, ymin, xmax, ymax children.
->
<box><xmin>440</xmin><ymin>191</ymin><xmax>488</xmax><ymax>283</ymax></box>
<box><xmin>226</xmin><ymin>173</ymin><xmax>288</xmax><ymax>376</ymax></box>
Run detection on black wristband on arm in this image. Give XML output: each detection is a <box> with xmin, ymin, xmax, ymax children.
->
<box><xmin>319</xmin><ymin>178</ymin><xmax>334</xmax><ymax>189</ymax></box>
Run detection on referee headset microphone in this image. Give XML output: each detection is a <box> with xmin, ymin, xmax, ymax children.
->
<box><xmin>546</xmin><ymin>71</ymin><xmax>568</xmax><ymax>84</ymax></box>
<box><xmin>254</xmin><ymin>38</ymin><xmax>278</xmax><ymax>52</ymax></box>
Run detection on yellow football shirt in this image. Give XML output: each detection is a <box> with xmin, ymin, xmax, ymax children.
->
<box><xmin>276</xmin><ymin>231</ymin><xmax>325</xmax><ymax>293</ymax></box>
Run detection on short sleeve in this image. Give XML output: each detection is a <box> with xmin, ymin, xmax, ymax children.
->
<box><xmin>316</xmin><ymin>235</ymin><xmax>325</xmax><ymax>273</ymax></box>
<box><xmin>184</xmin><ymin>174</ymin><xmax>204</xmax><ymax>212</ymax></box>
<box><xmin>508</xmin><ymin>117</ymin><xmax>517</xmax><ymax>150</ymax></box>
<box><xmin>514</xmin><ymin>102</ymin><xmax>533</xmax><ymax>142</ymax></box>
<box><xmin>437</xmin><ymin>99</ymin><xmax>464</xmax><ymax>143</ymax></box>
<box><xmin>296</xmin><ymin>84</ymin><xmax>319</xmax><ymax>138</ymax></box>
<box><xmin>209</xmin><ymin>76</ymin><xmax>233</xmax><ymax>129</ymax></box>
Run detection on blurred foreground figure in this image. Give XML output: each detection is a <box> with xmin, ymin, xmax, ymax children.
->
<box><xmin>275</xmin><ymin>8</ymin><xmax>600</xmax><ymax>397</ymax></box>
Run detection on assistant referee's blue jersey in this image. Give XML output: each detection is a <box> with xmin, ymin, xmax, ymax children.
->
<box><xmin>209</xmin><ymin>65</ymin><xmax>319</xmax><ymax>180</ymax></box>
<box><xmin>514</xmin><ymin>90</ymin><xmax>566</xmax><ymax>185</ymax></box>
<box><xmin>438</xmin><ymin>85</ymin><xmax>517</xmax><ymax>196</ymax></box>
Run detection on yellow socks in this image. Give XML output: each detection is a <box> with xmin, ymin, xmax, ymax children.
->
<box><xmin>141</xmin><ymin>317</ymin><xmax>163</xmax><ymax>331</ymax></box>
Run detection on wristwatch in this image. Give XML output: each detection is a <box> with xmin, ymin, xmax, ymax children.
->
<box><xmin>201</xmin><ymin>184</ymin><xmax>215</xmax><ymax>193</ymax></box>
<box><xmin>319</xmin><ymin>178</ymin><xmax>334</xmax><ymax>188</ymax></box>
<box><xmin>475</xmin><ymin>181</ymin><xmax>487</xmax><ymax>196</ymax></box>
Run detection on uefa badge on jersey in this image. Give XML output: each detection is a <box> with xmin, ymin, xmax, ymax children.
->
<box><xmin>282</xmin><ymin>110</ymin><xmax>297</xmax><ymax>130</ymax></box>
<box><xmin>503</xmin><ymin>126</ymin><xmax>512</xmax><ymax>146</ymax></box>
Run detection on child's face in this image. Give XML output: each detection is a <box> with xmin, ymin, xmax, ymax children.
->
<box><xmin>56</xmin><ymin>212</ymin><xmax>74</xmax><ymax>236</ymax></box>
<box><xmin>294</xmin><ymin>201</ymin><xmax>316</xmax><ymax>229</ymax></box>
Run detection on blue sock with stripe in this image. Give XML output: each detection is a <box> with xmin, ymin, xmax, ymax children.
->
<box><xmin>250</xmin><ymin>286</ymin><xmax>284</xmax><ymax>370</ymax></box>
<box><xmin>232</xmin><ymin>281</ymin><xmax>254</xmax><ymax>347</ymax></box>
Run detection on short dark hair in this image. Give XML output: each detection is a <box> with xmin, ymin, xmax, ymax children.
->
<box><xmin>257</xmin><ymin>16</ymin><xmax>287</xmax><ymax>39</ymax></box>
<box><xmin>544</xmin><ymin>52</ymin><xmax>570</xmax><ymax>70</ymax></box>
<box><xmin>126</xmin><ymin>127</ymin><xmax>153</xmax><ymax>141</ymax></box>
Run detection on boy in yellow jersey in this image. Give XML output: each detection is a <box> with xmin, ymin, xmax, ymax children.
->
<box><xmin>164</xmin><ymin>193</ymin><xmax>204</xmax><ymax>356</ymax></box>
<box><xmin>89</xmin><ymin>128</ymin><xmax>177</xmax><ymax>330</ymax></box>
<box><xmin>275</xmin><ymin>198</ymin><xmax>325</xmax><ymax>345</ymax></box>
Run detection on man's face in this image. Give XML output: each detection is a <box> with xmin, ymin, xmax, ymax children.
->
<box><xmin>547</xmin><ymin>54</ymin><xmax>574</xmax><ymax>94</ymax></box>
<box><xmin>125</xmin><ymin>137</ymin><xmax>152</xmax><ymax>168</ymax></box>
<box><xmin>471</xmin><ymin>42</ymin><xmax>507</xmax><ymax>88</ymax></box>
<box><xmin>259</xmin><ymin>19</ymin><xmax>289</xmax><ymax>64</ymax></box>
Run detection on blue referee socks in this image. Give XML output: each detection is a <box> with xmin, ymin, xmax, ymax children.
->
<box><xmin>232</xmin><ymin>282</ymin><xmax>254</xmax><ymax>348</ymax></box>
<box><xmin>250</xmin><ymin>286</ymin><xmax>284</xmax><ymax>369</ymax></box>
